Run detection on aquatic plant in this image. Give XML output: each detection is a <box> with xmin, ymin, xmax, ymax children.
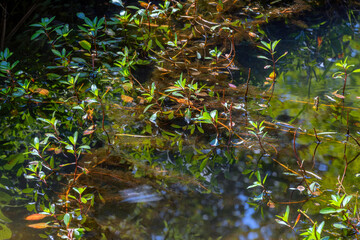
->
<box><xmin>1</xmin><ymin>1</ymin><xmax>360</xmax><ymax>239</ymax></box>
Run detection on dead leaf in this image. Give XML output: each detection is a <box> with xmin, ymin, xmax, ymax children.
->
<box><xmin>267</xmin><ymin>200</ymin><xmax>275</xmax><ymax>208</ymax></box>
<box><xmin>196</xmin><ymin>92</ymin><xmax>208</xmax><ymax>97</ymax></box>
<box><xmin>137</xmin><ymin>96</ymin><xmax>145</xmax><ymax>104</ymax></box>
<box><xmin>121</xmin><ymin>95</ymin><xmax>134</xmax><ymax>103</ymax></box>
<box><xmin>34</xmin><ymin>88</ymin><xmax>49</xmax><ymax>96</ymax></box>
<box><xmin>312</xmin><ymin>191</ymin><xmax>321</xmax><ymax>196</ymax></box>
<box><xmin>156</xmin><ymin>66</ymin><xmax>171</xmax><ymax>72</ymax></box>
<box><xmin>25</xmin><ymin>213</ymin><xmax>49</xmax><ymax>221</ymax></box>
<box><xmin>191</xmin><ymin>71</ymin><xmax>201</xmax><ymax>76</ymax></box>
<box><xmin>176</xmin><ymin>98</ymin><xmax>193</xmax><ymax>105</ymax></box>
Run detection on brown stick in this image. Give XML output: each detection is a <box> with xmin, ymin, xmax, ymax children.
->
<box><xmin>244</xmin><ymin>68</ymin><xmax>251</xmax><ymax>101</ymax></box>
<box><xmin>0</xmin><ymin>3</ymin><xmax>7</xmax><ymax>50</ymax></box>
<box><xmin>6</xmin><ymin>1</ymin><xmax>40</xmax><ymax>42</ymax></box>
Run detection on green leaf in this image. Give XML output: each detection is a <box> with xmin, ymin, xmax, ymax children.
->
<box><xmin>73</xmin><ymin>131</ymin><xmax>78</xmax><ymax>145</ymax></box>
<box><xmin>51</xmin><ymin>49</ymin><xmax>62</xmax><ymax>57</ymax></box>
<box><xmin>197</xmin><ymin>125</ymin><xmax>204</xmax><ymax>133</ymax></box>
<box><xmin>0</xmin><ymin>223</ymin><xmax>12</xmax><ymax>239</ymax></box>
<box><xmin>63</xmin><ymin>213</ymin><xmax>71</xmax><ymax>226</ymax></box>
<box><xmin>150</xmin><ymin>112</ymin><xmax>157</xmax><ymax>123</ymax></box>
<box><xmin>0</xmin><ymin>209</ymin><xmax>11</xmax><ymax>223</ymax></box>
<box><xmin>275</xmin><ymin>51</ymin><xmax>288</xmax><ymax>63</ymax></box>
<box><xmin>317</xmin><ymin>221</ymin><xmax>325</xmax><ymax>234</ymax></box>
<box><xmin>73</xmin><ymin>187</ymin><xmax>86</xmax><ymax>195</ymax></box>
<box><xmin>31</xmin><ymin>30</ymin><xmax>44</xmax><ymax>40</ymax></box>
<box><xmin>284</xmin><ymin>205</ymin><xmax>290</xmax><ymax>222</ymax></box>
<box><xmin>200</xmin><ymin>158</ymin><xmax>208</xmax><ymax>172</ymax></box>
<box><xmin>127</xmin><ymin>5</ymin><xmax>140</xmax><ymax>10</ymax></box>
<box><xmin>255</xmin><ymin>171</ymin><xmax>261</xmax><ymax>183</ymax></box>
<box><xmin>210</xmin><ymin>110</ymin><xmax>218</xmax><ymax>121</ymax></box>
<box><xmin>319</xmin><ymin>207</ymin><xmax>336</xmax><ymax>214</ymax></box>
<box><xmin>271</xmin><ymin>40</ymin><xmax>280</xmax><ymax>52</ymax></box>
<box><xmin>342</xmin><ymin>195</ymin><xmax>352</xmax><ymax>207</ymax></box>
<box><xmin>247</xmin><ymin>182</ymin><xmax>262</xmax><ymax>189</ymax></box>
<box><xmin>79</xmin><ymin>40</ymin><xmax>91</xmax><ymax>52</ymax></box>
<box><xmin>275</xmin><ymin>219</ymin><xmax>290</xmax><ymax>226</ymax></box>
<box><xmin>352</xmin><ymin>68</ymin><xmax>360</xmax><ymax>73</ymax></box>
<box><xmin>260</xmin><ymin>41</ymin><xmax>271</xmax><ymax>50</ymax></box>
<box><xmin>79</xmin><ymin>145</ymin><xmax>91</xmax><ymax>150</ymax></box>
<box><xmin>333</xmin><ymin>223</ymin><xmax>348</xmax><ymax>229</ymax></box>
<box><xmin>155</xmin><ymin>38</ymin><xmax>165</xmax><ymax>50</ymax></box>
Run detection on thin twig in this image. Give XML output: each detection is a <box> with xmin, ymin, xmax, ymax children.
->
<box><xmin>244</xmin><ymin>68</ymin><xmax>251</xmax><ymax>101</ymax></box>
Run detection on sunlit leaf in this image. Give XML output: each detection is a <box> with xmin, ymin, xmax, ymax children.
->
<box><xmin>319</xmin><ymin>207</ymin><xmax>336</xmax><ymax>214</ymax></box>
<box><xmin>333</xmin><ymin>223</ymin><xmax>347</xmax><ymax>229</ymax></box>
<box><xmin>342</xmin><ymin>195</ymin><xmax>352</xmax><ymax>207</ymax></box>
<box><xmin>63</xmin><ymin>213</ymin><xmax>71</xmax><ymax>226</ymax></box>
<box><xmin>331</xmin><ymin>90</ymin><xmax>345</xmax><ymax>99</ymax></box>
<box><xmin>79</xmin><ymin>40</ymin><xmax>91</xmax><ymax>52</ymax></box>
<box><xmin>210</xmin><ymin>138</ymin><xmax>219</xmax><ymax>146</ymax></box>
<box><xmin>34</xmin><ymin>88</ymin><xmax>50</xmax><ymax>96</ymax></box>
<box><xmin>317</xmin><ymin>221</ymin><xmax>325</xmax><ymax>234</ymax></box>
<box><xmin>257</xmin><ymin>55</ymin><xmax>270</xmax><ymax>61</ymax></box>
<box><xmin>27</xmin><ymin>222</ymin><xmax>50</xmax><ymax>229</ymax></box>
<box><xmin>25</xmin><ymin>213</ymin><xmax>49</xmax><ymax>221</ymax></box>
<box><xmin>275</xmin><ymin>219</ymin><xmax>289</xmax><ymax>226</ymax></box>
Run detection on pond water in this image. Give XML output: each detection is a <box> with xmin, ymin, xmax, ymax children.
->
<box><xmin>1</xmin><ymin>1</ymin><xmax>360</xmax><ymax>240</ymax></box>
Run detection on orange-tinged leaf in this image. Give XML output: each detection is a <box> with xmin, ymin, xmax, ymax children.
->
<box><xmin>332</xmin><ymin>90</ymin><xmax>345</xmax><ymax>99</ymax></box>
<box><xmin>248</xmin><ymin>32</ymin><xmax>258</xmax><ymax>38</ymax></box>
<box><xmin>156</xmin><ymin>66</ymin><xmax>171</xmax><ymax>72</ymax></box>
<box><xmin>25</xmin><ymin>213</ymin><xmax>49</xmax><ymax>221</ymax></box>
<box><xmin>84</xmin><ymin>129</ymin><xmax>96</xmax><ymax>135</ymax></box>
<box><xmin>294</xmin><ymin>213</ymin><xmax>301</xmax><ymax>228</ymax></box>
<box><xmin>137</xmin><ymin>96</ymin><xmax>145</xmax><ymax>104</ymax></box>
<box><xmin>312</xmin><ymin>191</ymin><xmax>321</xmax><ymax>196</ymax></box>
<box><xmin>269</xmin><ymin>71</ymin><xmax>276</xmax><ymax>80</ymax></box>
<box><xmin>317</xmin><ymin>36</ymin><xmax>323</xmax><ymax>48</ymax></box>
<box><xmin>55</xmin><ymin>148</ymin><xmax>62</xmax><ymax>154</ymax></box>
<box><xmin>139</xmin><ymin>1</ymin><xmax>154</xmax><ymax>10</ymax></box>
<box><xmin>176</xmin><ymin>98</ymin><xmax>193</xmax><ymax>105</ymax></box>
<box><xmin>139</xmin><ymin>1</ymin><xmax>149</xmax><ymax>8</ymax></box>
<box><xmin>27</xmin><ymin>222</ymin><xmax>50</xmax><ymax>229</ymax></box>
<box><xmin>35</xmin><ymin>88</ymin><xmax>50</xmax><ymax>96</ymax></box>
<box><xmin>267</xmin><ymin>200</ymin><xmax>275</xmax><ymax>208</ymax></box>
<box><xmin>216</xmin><ymin>4</ymin><xmax>223</xmax><ymax>12</ymax></box>
<box><xmin>121</xmin><ymin>95</ymin><xmax>134</xmax><ymax>103</ymax></box>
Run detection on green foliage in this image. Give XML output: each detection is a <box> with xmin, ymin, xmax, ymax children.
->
<box><xmin>1</xmin><ymin>1</ymin><xmax>360</xmax><ymax>240</ymax></box>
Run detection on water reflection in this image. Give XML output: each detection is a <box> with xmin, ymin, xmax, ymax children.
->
<box><xmin>1</xmin><ymin>2</ymin><xmax>360</xmax><ymax>240</ymax></box>
<box><xmin>120</xmin><ymin>185</ymin><xmax>162</xmax><ymax>203</ymax></box>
